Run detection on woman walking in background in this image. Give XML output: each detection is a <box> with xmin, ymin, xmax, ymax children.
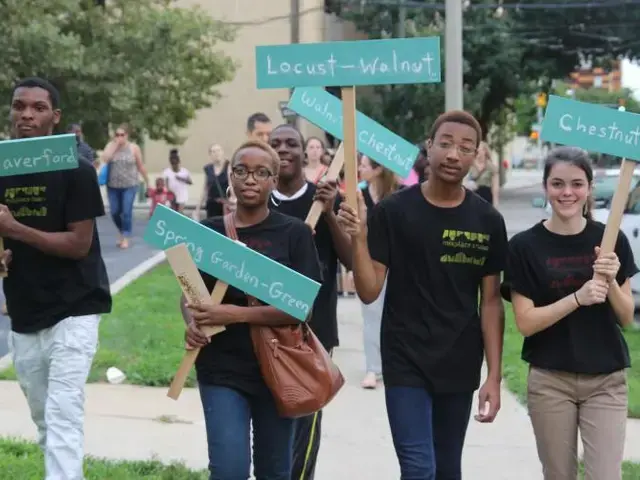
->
<box><xmin>468</xmin><ymin>141</ymin><xmax>499</xmax><ymax>206</ymax></box>
<box><xmin>357</xmin><ymin>154</ymin><xmax>402</xmax><ymax>389</ymax></box>
<box><xmin>195</xmin><ymin>143</ymin><xmax>231</xmax><ymax>220</ymax></box>
<box><xmin>304</xmin><ymin>136</ymin><xmax>328</xmax><ymax>184</ymax></box>
<box><xmin>503</xmin><ymin>147</ymin><xmax>635</xmax><ymax>480</ymax></box>
<box><xmin>101</xmin><ymin>124</ymin><xmax>149</xmax><ymax>249</ymax></box>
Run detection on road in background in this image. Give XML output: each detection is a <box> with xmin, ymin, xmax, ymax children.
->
<box><xmin>0</xmin><ymin>216</ymin><xmax>159</xmax><ymax>358</ymax></box>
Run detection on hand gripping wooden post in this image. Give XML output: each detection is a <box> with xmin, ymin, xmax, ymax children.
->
<box><xmin>164</xmin><ymin>244</ymin><xmax>227</xmax><ymax>399</ymax></box>
<box><xmin>592</xmin><ymin>158</ymin><xmax>635</xmax><ymax>282</ymax></box>
<box><xmin>305</xmin><ymin>144</ymin><xmax>345</xmax><ymax>227</ymax></box>
<box><xmin>341</xmin><ymin>88</ymin><xmax>359</xmax><ymax>211</ymax></box>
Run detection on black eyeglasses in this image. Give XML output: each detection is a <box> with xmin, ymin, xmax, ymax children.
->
<box><xmin>232</xmin><ymin>165</ymin><xmax>273</xmax><ymax>181</ymax></box>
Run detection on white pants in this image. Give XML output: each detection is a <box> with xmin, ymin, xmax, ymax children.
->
<box><xmin>9</xmin><ymin>315</ymin><xmax>100</xmax><ymax>480</ymax></box>
<box><xmin>360</xmin><ymin>277</ymin><xmax>387</xmax><ymax>375</ymax></box>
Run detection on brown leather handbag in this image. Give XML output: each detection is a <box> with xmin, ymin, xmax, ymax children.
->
<box><xmin>223</xmin><ymin>213</ymin><xmax>345</xmax><ymax>418</ymax></box>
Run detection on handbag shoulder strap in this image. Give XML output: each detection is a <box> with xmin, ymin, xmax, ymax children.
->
<box><xmin>223</xmin><ymin>213</ymin><xmax>259</xmax><ymax>307</ymax></box>
<box><xmin>223</xmin><ymin>212</ymin><xmax>238</xmax><ymax>241</ymax></box>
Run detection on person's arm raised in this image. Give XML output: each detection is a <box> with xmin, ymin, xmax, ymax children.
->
<box><xmin>337</xmin><ymin>191</ymin><xmax>387</xmax><ymax>304</ymax></box>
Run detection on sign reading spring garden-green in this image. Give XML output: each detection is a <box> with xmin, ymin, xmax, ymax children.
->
<box><xmin>256</xmin><ymin>37</ymin><xmax>441</xmax><ymax>89</ymax></box>
<box><xmin>0</xmin><ymin>133</ymin><xmax>79</xmax><ymax>176</ymax></box>
<box><xmin>287</xmin><ymin>87</ymin><xmax>418</xmax><ymax>178</ymax></box>
<box><xmin>541</xmin><ymin>95</ymin><xmax>640</xmax><ymax>162</ymax></box>
<box><xmin>143</xmin><ymin>205</ymin><xmax>321</xmax><ymax>321</ymax></box>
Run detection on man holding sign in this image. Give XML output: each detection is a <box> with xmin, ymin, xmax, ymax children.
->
<box><xmin>0</xmin><ymin>77</ymin><xmax>111</xmax><ymax>480</ymax></box>
<box><xmin>268</xmin><ymin>124</ymin><xmax>352</xmax><ymax>479</ymax></box>
<box><xmin>179</xmin><ymin>140</ymin><xmax>322</xmax><ymax>479</ymax></box>
<box><xmin>338</xmin><ymin>111</ymin><xmax>508</xmax><ymax>478</ymax></box>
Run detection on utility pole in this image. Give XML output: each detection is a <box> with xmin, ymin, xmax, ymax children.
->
<box><xmin>290</xmin><ymin>0</ymin><xmax>300</xmax><ymax>127</ymax></box>
<box><xmin>445</xmin><ymin>0</ymin><xmax>463</xmax><ymax>111</ymax></box>
<box><xmin>398</xmin><ymin>0</ymin><xmax>406</xmax><ymax>38</ymax></box>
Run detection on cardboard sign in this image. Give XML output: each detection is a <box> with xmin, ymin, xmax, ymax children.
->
<box><xmin>256</xmin><ymin>37</ymin><xmax>441</xmax><ymax>89</ymax></box>
<box><xmin>541</xmin><ymin>95</ymin><xmax>640</xmax><ymax>162</ymax></box>
<box><xmin>288</xmin><ymin>87</ymin><xmax>418</xmax><ymax>178</ymax></box>
<box><xmin>0</xmin><ymin>134</ymin><xmax>79</xmax><ymax>176</ymax></box>
<box><xmin>143</xmin><ymin>205</ymin><xmax>321</xmax><ymax>321</ymax></box>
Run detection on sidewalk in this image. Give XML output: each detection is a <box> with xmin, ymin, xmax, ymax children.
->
<box><xmin>0</xmin><ymin>298</ymin><xmax>638</xmax><ymax>478</ymax></box>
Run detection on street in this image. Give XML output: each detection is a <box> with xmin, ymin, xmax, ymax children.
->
<box><xmin>0</xmin><ymin>216</ymin><xmax>160</xmax><ymax>358</ymax></box>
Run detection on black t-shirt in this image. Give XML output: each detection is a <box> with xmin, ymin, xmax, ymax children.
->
<box><xmin>195</xmin><ymin>211</ymin><xmax>322</xmax><ymax>395</ymax></box>
<box><xmin>204</xmin><ymin>162</ymin><xmax>229</xmax><ymax>217</ymax></box>
<box><xmin>362</xmin><ymin>185</ymin><xmax>404</xmax><ymax>220</ymax></box>
<box><xmin>269</xmin><ymin>182</ymin><xmax>341</xmax><ymax>350</ymax></box>
<box><xmin>368</xmin><ymin>185</ymin><xmax>508</xmax><ymax>393</ymax></box>
<box><xmin>1</xmin><ymin>158</ymin><xmax>112</xmax><ymax>333</ymax></box>
<box><xmin>504</xmin><ymin>220</ymin><xmax>637</xmax><ymax>374</ymax></box>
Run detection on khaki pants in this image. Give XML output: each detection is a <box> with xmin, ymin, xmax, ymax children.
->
<box><xmin>527</xmin><ymin>366</ymin><xmax>627</xmax><ymax>480</ymax></box>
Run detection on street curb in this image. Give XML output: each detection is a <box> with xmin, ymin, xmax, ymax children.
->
<box><xmin>0</xmin><ymin>251</ymin><xmax>167</xmax><ymax>373</ymax></box>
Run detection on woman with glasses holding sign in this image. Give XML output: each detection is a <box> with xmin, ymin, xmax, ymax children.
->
<box><xmin>179</xmin><ymin>140</ymin><xmax>322</xmax><ymax>480</ymax></box>
<box><xmin>502</xmin><ymin>146</ymin><xmax>636</xmax><ymax>480</ymax></box>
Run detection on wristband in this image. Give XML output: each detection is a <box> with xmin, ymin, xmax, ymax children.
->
<box><xmin>574</xmin><ymin>292</ymin><xmax>581</xmax><ymax>307</ymax></box>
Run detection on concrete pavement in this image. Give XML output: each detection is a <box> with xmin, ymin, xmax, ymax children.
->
<box><xmin>1</xmin><ymin>297</ymin><xmax>639</xmax><ymax>478</ymax></box>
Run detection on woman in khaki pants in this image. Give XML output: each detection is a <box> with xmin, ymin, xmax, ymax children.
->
<box><xmin>502</xmin><ymin>147</ymin><xmax>637</xmax><ymax>480</ymax></box>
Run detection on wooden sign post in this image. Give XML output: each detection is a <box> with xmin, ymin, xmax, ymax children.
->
<box><xmin>143</xmin><ymin>205</ymin><xmax>322</xmax><ymax>399</ymax></box>
<box><xmin>541</xmin><ymin>95</ymin><xmax>640</xmax><ymax>269</ymax></box>
<box><xmin>256</xmin><ymin>36</ymin><xmax>441</xmax><ymax>211</ymax></box>
<box><xmin>0</xmin><ymin>133</ymin><xmax>80</xmax><ymax>277</ymax></box>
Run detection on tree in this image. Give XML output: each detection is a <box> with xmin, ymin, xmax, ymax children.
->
<box><xmin>0</xmin><ymin>0</ymin><xmax>237</xmax><ymax>147</ymax></box>
<box><xmin>332</xmin><ymin>0</ymin><xmax>640</xmax><ymax>147</ymax></box>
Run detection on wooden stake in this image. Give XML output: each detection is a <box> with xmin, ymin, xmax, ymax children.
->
<box><xmin>341</xmin><ymin>87</ymin><xmax>358</xmax><ymax>211</ymax></box>
<box><xmin>305</xmin><ymin>144</ymin><xmax>345</xmax><ymax>228</ymax></box>
<box><xmin>593</xmin><ymin>158</ymin><xmax>636</xmax><ymax>281</ymax></box>
<box><xmin>164</xmin><ymin>244</ymin><xmax>227</xmax><ymax>400</ymax></box>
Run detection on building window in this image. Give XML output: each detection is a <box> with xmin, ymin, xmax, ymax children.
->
<box><xmin>593</xmin><ymin>75</ymin><xmax>602</xmax><ymax>88</ymax></box>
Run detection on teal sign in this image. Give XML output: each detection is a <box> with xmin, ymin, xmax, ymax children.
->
<box><xmin>256</xmin><ymin>37</ymin><xmax>441</xmax><ymax>89</ymax></box>
<box><xmin>143</xmin><ymin>205</ymin><xmax>321</xmax><ymax>321</ymax></box>
<box><xmin>541</xmin><ymin>95</ymin><xmax>640</xmax><ymax>162</ymax></box>
<box><xmin>0</xmin><ymin>134</ymin><xmax>78</xmax><ymax>176</ymax></box>
<box><xmin>288</xmin><ymin>87</ymin><xmax>418</xmax><ymax>178</ymax></box>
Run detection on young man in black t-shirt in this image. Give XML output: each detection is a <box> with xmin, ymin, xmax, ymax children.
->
<box><xmin>268</xmin><ymin>124</ymin><xmax>352</xmax><ymax>480</ymax></box>
<box><xmin>0</xmin><ymin>78</ymin><xmax>111</xmax><ymax>480</ymax></box>
<box><xmin>338</xmin><ymin>111</ymin><xmax>508</xmax><ymax>479</ymax></box>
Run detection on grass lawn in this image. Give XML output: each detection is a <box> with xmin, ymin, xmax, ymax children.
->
<box><xmin>1</xmin><ymin>437</ymin><xmax>638</xmax><ymax>479</ymax></box>
<box><xmin>0</xmin><ymin>438</ymin><xmax>206</xmax><ymax>479</ymax></box>
<box><xmin>0</xmin><ymin>263</ymin><xmax>190</xmax><ymax>387</ymax></box>
<box><xmin>502</xmin><ymin>303</ymin><xmax>640</xmax><ymax>418</ymax></box>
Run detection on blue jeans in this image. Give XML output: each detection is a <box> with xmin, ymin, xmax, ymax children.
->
<box><xmin>199</xmin><ymin>384</ymin><xmax>294</xmax><ymax>480</ymax></box>
<box><xmin>385</xmin><ymin>387</ymin><xmax>473</xmax><ymax>480</ymax></box>
<box><xmin>107</xmin><ymin>186</ymin><xmax>137</xmax><ymax>237</ymax></box>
